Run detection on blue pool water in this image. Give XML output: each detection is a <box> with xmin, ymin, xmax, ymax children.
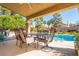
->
<box><xmin>48</xmin><ymin>34</ymin><xmax>76</xmax><ymax>41</ymax></box>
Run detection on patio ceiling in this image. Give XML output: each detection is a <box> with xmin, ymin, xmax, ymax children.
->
<box><xmin>0</xmin><ymin>3</ymin><xmax>79</xmax><ymax>19</ymax></box>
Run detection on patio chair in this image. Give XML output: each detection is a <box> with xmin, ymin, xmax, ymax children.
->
<box><xmin>34</xmin><ymin>34</ymin><xmax>48</xmax><ymax>48</ymax></box>
<box><xmin>26</xmin><ymin>35</ymin><xmax>36</xmax><ymax>47</ymax></box>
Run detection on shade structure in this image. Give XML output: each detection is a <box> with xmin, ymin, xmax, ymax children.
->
<box><xmin>0</xmin><ymin>3</ymin><xmax>79</xmax><ymax>19</ymax></box>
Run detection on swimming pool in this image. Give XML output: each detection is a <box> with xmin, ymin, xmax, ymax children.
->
<box><xmin>48</xmin><ymin>34</ymin><xmax>76</xmax><ymax>41</ymax></box>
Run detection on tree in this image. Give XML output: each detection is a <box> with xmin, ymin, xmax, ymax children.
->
<box><xmin>76</xmin><ymin>22</ymin><xmax>79</xmax><ymax>26</ymax></box>
<box><xmin>31</xmin><ymin>17</ymin><xmax>46</xmax><ymax>32</ymax></box>
<box><xmin>0</xmin><ymin>6</ymin><xmax>26</xmax><ymax>47</ymax></box>
<box><xmin>46</xmin><ymin>13</ymin><xmax>63</xmax><ymax>46</ymax></box>
<box><xmin>13</xmin><ymin>14</ymin><xmax>26</xmax><ymax>29</ymax></box>
<box><xmin>0</xmin><ymin>14</ymin><xmax>26</xmax><ymax>47</ymax></box>
<box><xmin>47</xmin><ymin>13</ymin><xmax>62</xmax><ymax>28</ymax></box>
<box><xmin>0</xmin><ymin>6</ymin><xmax>11</xmax><ymax>15</ymax></box>
<box><xmin>69</xmin><ymin>23</ymin><xmax>76</xmax><ymax>27</ymax></box>
<box><xmin>0</xmin><ymin>14</ymin><xmax>26</xmax><ymax>30</ymax></box>
<box><xmin>12</xmin><ymin>14</ymin><xmax>26</xmax><ymax>46</ymax></box>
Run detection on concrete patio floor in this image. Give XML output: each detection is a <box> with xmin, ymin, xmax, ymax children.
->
<box><xmin>0</xmin><ymin>39</ymin><xmax>76</xmax><ymax>56</ymax></box>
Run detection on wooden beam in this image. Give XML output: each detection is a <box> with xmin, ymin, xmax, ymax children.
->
<box><xmin>28</xmin><ymin>3</ymin><xmax>79</xmax><ymax>19</ymax></box>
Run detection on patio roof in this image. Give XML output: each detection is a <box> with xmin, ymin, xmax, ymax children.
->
<box><xmin>0</xmin><ymin>3</ymin><xmax>79</xmax><ymax>19</ymax></box>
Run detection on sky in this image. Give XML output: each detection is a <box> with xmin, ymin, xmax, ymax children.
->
<box><xmin>43</xmin><ymin>7</ymin><xmax>79</xmax><ymax>25</ymax></box>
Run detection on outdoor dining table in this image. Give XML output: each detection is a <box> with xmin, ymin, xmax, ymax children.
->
<box><xmin>25</xmin><ymin>33</ymin><xmax>53</xmax><ymax>52</ymax></box>
<box><xmin>26</xmin><ymin>33</ymin><xmax>48</xmax><ymax>48</ymax></box>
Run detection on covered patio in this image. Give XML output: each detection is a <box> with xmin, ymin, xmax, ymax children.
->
<box><xmin>0</xmin><ymin>3</ymin><xmax>79</xmax><ymax>56</ymax></box>
<box><xmin>0</xmin><ymin>3</ymin><xmax>79</xmax><ymax>34</ymax></box>
<box><xmin>0</xmin><ymin>36</ymin><xmax>75</xmax><ymax>56</ymax></box>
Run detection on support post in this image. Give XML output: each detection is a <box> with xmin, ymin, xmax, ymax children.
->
<box><xmin>26</xmin><ymin>17</ymin><xmax>31</xmax><ymax>36</ymax></box>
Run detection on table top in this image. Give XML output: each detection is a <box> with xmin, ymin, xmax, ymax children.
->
<box><xmin>27</xmin><ymin>33</ymin><xmax>48</xmax><ymax>35</ymax></box>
